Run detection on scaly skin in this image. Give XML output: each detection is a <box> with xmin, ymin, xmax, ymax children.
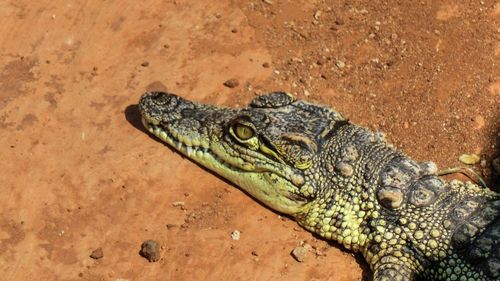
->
<box><xmin>139</xmin><ymin>91</ymin><xmax>500</xmax><ymax>281</ymax></box>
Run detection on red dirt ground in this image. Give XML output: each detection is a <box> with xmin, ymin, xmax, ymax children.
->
<box><xmin>1</xmin><ymin>1</ymin><xmax>498</xmax><ymax>281</ymax></box>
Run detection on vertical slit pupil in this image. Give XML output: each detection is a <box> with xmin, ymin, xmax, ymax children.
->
<box><xmin>235</xmin><ymin>124</ymin><xmax>254</xmax><ymax>140</ymax></box>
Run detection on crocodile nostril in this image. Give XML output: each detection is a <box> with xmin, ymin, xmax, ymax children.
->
<box><xmin>149</xmin><ymin>91</ymin><xmax>169</xmax><ymax>101</ymax></box>
<box><xmin>144</xmin><ymin>92</ymin><xmax>180</xmax><ymax>108</ymax></box>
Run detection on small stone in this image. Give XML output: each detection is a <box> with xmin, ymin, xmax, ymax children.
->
<box><xmin>403</xmin><ymin>121</ymin><xmax>410</xmax><ymax>129</ymax></box>
<box><xmin>231</xmin><ymin>230</ymin><xmax>240</xmax><ymax>240</ymax></box>
<box><xmin>166</xmin><ymin>224</ymin><xmax>178</xmax><ymax>229</ymax></box>
<box><xmin>139</xmin><ymin>240</ymin><xmax>161</xmax><ymax>262</ymax></box>
<box><xmin>231</xmin><ymin>28</ymin><xmax>238</xmax><ymax>33</ymax></box>
<box><xmin>262</xmin><ymin>62</ymin><xmax>270</xmax><ymax>68</ymax></box>
<box><xmin>223</xmin><ymin>78</ymin><xmax>239</xmax><ymax>88</ymax></box>
<box><xmin>172</xmin><ymin>201</ymin><xmax>185</xmax><ymax>207</ymax></box>
<box><xmin>291</xmin><ymin>246</ymin><xmax>309</xmax><ymax>262</ymax></box>
<box><xmin>316</xmin><ymin>58</ymin><xmax>325</xmax><ymax>65</ymax></box>
<box><xmin>313</xmin><ymin>10</ymin><xmax>322</xmax><ymax>20</ymax></box>
<box><xmin>251</xmin><ymin>250</ymin><xmax>259</xmax><ymax>256</ymax></box>
<box><xmin>459</xmin><ymin>154</ymin><xmax>480</xmax><ymax>165</ymax></box>
<box><xmin>141</xmin><ymin>61</ymin><xmax>149</xmax><ymax>67</ymax></box>
<box><xmin>89</xmin><ymin>248</ymin><xmax>103</xmax><ymax>259</ymax></box>
<box><xmin>336</xmin><ymin>60</ymin><xmax>345</xmax><ymax>68</ymax></box>
<box><xmin>471</xmin><ymin>115</ymin><xmax>485</xmax><ymax>130</ymax></box>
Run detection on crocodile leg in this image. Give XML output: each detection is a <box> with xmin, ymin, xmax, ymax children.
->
<box><xmin>372</xmin><ymin>254</ymin><xmax>419</xmax><ymax>281</ymax></box>
<box><xmin>373</xmin><ymin>267</ymin><xmax>414</xmax><ymax>281</ymax></box>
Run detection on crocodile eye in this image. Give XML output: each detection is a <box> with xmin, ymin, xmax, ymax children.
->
<box><xmin>234</xmin><ymin>124</ymin><xmax>254</xmax><ymax>140</ymax></box>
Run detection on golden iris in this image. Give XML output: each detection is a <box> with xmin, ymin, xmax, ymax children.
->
<box><xmin>234</xmin><ymin>124</ymin><xmax>254</xmax><ymax>140</ymax></box>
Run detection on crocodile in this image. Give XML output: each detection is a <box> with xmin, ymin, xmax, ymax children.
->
<box><xmin>138</xmin><ymin>91</ymin><xmax>500</xmax><ymax>281</ymax></box>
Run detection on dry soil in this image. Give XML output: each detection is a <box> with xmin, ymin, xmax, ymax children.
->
<box><xmin>1</xmin><ymin>1</ymin><xmax>499</xmax><ymax>281</ymax></box>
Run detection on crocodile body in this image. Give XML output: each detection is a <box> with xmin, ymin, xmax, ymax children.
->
<box><xmin>139</xmin><ymin>91</ymin><xmax>500</xmax><ymax>281</ymax></box>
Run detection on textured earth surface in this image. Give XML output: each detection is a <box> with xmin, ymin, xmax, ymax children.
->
<box><xmin>0</xmin><ymin>1</ymin><xmax>498</xmax><ymax>281</ymax></box>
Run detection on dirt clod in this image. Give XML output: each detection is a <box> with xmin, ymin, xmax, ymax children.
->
<box><xmin>89</xmin><ymin>247</ymin><xmax>103</xmax><ymax>259</ymax></box>
<box><xmin>223</xmin><ymin>78</ymin><xmax>239</xmax><ymax>88</ymax></box>
<box><xmin>140</xmin><ymin>240</ymin><xmax>161</xmax><ymax>262</ymax></box>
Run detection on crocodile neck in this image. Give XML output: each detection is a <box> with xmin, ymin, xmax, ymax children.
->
<box><xmin>296</xmin><ymin>124</ymin><xmax>400</xmax><ymax>252</ymax></box>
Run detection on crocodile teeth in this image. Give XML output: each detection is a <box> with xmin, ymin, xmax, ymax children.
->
<box><xmin>176</xmin><ymin>141</ymin><xmax>183</xmax><ymax>150</ymax></box>
<box><xmin>186</xmin><ymin>146</ymin><xmax>193</xmax><ymax>157</ymax></box>
<box><xmin>159</xmin><ymin>131</ymin><xmax>168</xmax><ymax>141</ymax></box>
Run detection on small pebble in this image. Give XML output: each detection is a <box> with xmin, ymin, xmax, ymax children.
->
<box><xmin>262</xmin><ymin>62</ymin><xmax>270</xmax><ymax>68</ymax></box>
<box><xmin>139</xmin><ymin>240</ymin><xmax>161</xmax><ymax>262</ymax></box>
<box><xmin>336</xmin><ymin>60</ymin><xmax>345</xmax><ymax>68</ymax></box>
<box><xmin>166</xmin><ymin>224</ymin><xmax>178</xmax><ymax>229</ymax></box>
<box><xmin>223</xmin><ymin>78</ymin><xmax>239</xmax><ymax>88</ymax></box>
<box><xmin>172</xmin><ymin>201</ymin><xmax>185</xmax><ymax>207</ymax></box>
<box><xmin>89</xmin><ymin>247</ymin><xmax>103</xmax><ymax>259</ymax></box>
<box><xmin>141</xmin><ymin>61</ymin><xmax>149</xmax><ymax>67</ymax></box>
<box><xmin>313</xmin><ymin>10</ymin><xmax>322</xmax><ymax>20</ymax></box>
<box><xmin>231</xmin><ymin>230</ymin><xmax>240</xmax><ymax>240</ymax></box>
<box><xmin>459</xmin><ymin>154</ymin><xmax>480</xmax><ymax>165</ymax></box>
<box><xmin>471</xmin><ymin>115</ymin><xmax>485</xmax><ymax>130</ymax></box>
<box><xmin>291</xmin><ymin>246</ymin><xmax>309</xmax><ymax>262</ymax></box>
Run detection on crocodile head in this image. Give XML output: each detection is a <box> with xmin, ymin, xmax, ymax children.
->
<box><xmin>139</xmin><ymin>92</ymin><xmax>346</xmax><ymax>215</ymax></box>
